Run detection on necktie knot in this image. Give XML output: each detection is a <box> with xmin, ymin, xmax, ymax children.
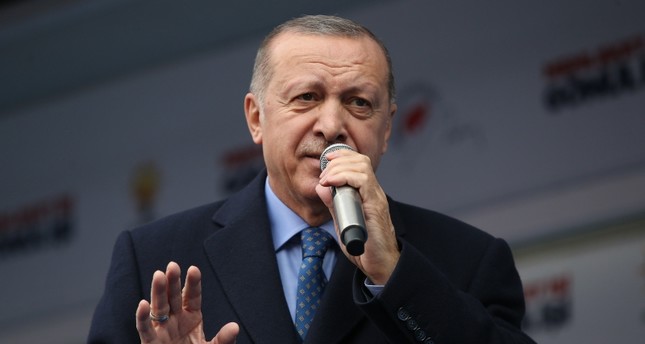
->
<box><xmin>301</xmin><ymin>227</ymin><xmax>332</xmax><ymax>258</ymax></box>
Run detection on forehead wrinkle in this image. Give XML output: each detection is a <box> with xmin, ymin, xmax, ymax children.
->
<box><xmin>280</xmin><ymin>70</ymin><xmax>381</xmax><ymax>101</ymax></box>
<box><xmin>309</xmin><ymin>45</ymin><xmax>371</xmax><ymax>70</ymax></box>
<box><xmin>288</xmin><ymin>51</ymin><xmax>367</xmax><ymax>77</ymax></box>
<box><xmin>278</xmin><ymin>76</ymin><xmax>322</xmax><ymax>97</ymax></box>
<box><xmin>276</xmin><ymin>37</ymin><xmax>372</xmax><ymax>71</ymax></box>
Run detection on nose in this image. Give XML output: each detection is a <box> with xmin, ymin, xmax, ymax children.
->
<box><xmin>313</xmin><ymin>101</ymin><xmax>348</xmax><ymax>144</ymax></box>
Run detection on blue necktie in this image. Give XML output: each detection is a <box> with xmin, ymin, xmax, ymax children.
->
<box><xmin>295</xmin><ymin>227</ymin><xmax>332</xmax><ymax>340</ymax></box>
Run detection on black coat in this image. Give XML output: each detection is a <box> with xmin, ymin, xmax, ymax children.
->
<box><xmin>88</xmin><ymin>171</ymin><xmax>535</xmax><ymax>343</ymax></box>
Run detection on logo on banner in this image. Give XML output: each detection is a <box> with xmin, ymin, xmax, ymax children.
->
<box><xmin>543</xmin><ymin>34</ymin><xmax>645</xmax><ymax>112</ymax></box>
<box><xmin>218</xmin><ymin>144</ymin><xmax>264</xmax><ymax>195</ymax></box>
<box><xmin>389</xmin><ymin>81</ymin><xmax>486</xmax><ymax>168</ymax></box>
<box><xmin>0</xmin><ymin>194</ymin><xmax>75</xmax><ymax>259</ymax></box>
<box><xmin>131</xmin><ymin>161</ymin><xmax>161</xmax><ymax>224</ymax></box>
<box><xmin>523</xmin><ymin>273</ymin><xmax>573</xmax><ymax>333</ymax></box>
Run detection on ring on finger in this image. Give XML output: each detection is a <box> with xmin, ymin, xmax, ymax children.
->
<box><xmin>150</xmin><ymin>312</ymin><xmax>169</xmax><ymax>323</ymax></box>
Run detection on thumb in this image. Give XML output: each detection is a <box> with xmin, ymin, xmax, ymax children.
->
<box><xmin>212</xmin><ymin>322</ymin><xmax>239</xmax><ymax>344</ymax></box>
<box><xmin>315</xmin><ymin>183</ymin><xmax>334</xmax><ymax>208</ymax></box>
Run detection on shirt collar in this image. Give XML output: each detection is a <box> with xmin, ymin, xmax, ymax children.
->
<box><xmin>264</xmin><ymin>177</ymin><xmax>337</xmax><ymax>251</ymax></box>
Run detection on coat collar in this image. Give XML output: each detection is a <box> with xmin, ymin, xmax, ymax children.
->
<box><xmin>205</xmin><ymin>171</ymin><xmax>300</xmax><ymax>342</ymax></box>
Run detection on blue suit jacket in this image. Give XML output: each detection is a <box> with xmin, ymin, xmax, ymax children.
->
<box><xmin>88</xmin><ymin>171</ymin><xmax>535</xmax><ymax>343</ymax></box>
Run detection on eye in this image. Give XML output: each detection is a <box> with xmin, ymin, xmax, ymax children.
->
<box><xmin>346</xmin><ymin>96</ymin><xmax>373</xmax><ymax>109</ymax></box>
<box><xmin>351</xmin><ymin>98</ymin><xmax>371</xmax><ymax>107</ymax></box>
<box><xmin>296</xmin><ymin>93</ymin><xmax>316</xmax><ymax>101</ymax></box>
<box><xmin>347</xmin><ymin>97</ymin><xmax>374</xmax><ymax>117</ymax></box>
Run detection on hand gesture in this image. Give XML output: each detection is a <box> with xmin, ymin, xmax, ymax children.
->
<box><xmin>135</xmin><ymin>262</ymin><xmax>239</xmax><ymax>344</ymax></box>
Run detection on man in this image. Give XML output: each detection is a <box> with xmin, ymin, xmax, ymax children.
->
<box><xmin>89</xmin><ymin>15</ymin><xmax>535</xmax><ymax>343</ymax></box>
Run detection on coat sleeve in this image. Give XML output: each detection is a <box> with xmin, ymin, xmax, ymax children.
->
<box><xmin>353</xmin><ymin>237</ymin><xmax>536</xmax><ymax>344</ymax></box>
<box><xmin>87</xmin><ymin>231</ymin><xmax>144</xmax><ymax>343</ymax></box>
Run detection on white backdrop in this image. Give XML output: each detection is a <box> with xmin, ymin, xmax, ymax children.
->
<box><xmin>1</xmin><ymin>0</ymin><xmax>644</xmax><ymax>342</ymax></box>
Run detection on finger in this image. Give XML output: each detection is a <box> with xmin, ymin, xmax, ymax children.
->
<box><xmin>212</xmin><ymin>322</ymin><xmax>240</xmax><ymax>344</ymax></box>
<box><xmin>166</xmin><ymin>262</ymin><xmax>183</xmax><ymax>315</ymax></box>
<box><xmin>320</xmin><ymin>156</ymin><xmax>371</xmax><ymax>189</ymax></box>
<box><xmin>183</xmin><ymin>265</ymin><xmax>203</xmax><ymax>312</ymax></box>
<box><xmin>320</xmin><ymin>150</ymin><xmax>362</xmax><ymax>178</ymax></box>
<box><xmin>150</xmin><ymin>270</ymin><xmax>170</xmax><ymax>322</ymax></box>
<box><xmin>314</xmin><ymin>183</ymin><xmax>334</xmax><ymax>208</ymax></box>
<box><xmin>136</xmin><ymin>299</ymin><xmax>157</xmax><ymax>343</ymax></box>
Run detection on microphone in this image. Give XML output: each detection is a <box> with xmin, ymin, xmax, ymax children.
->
<box><xmin>320</xmin><ymin>143</ymin><xmax>367</xmax><ymax>256</ymax></box>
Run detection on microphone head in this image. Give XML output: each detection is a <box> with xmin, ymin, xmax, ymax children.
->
<box><xmin>320</xmin><ymin>143</ymin><xmax>355</xmax><ymax>171</ymax></box>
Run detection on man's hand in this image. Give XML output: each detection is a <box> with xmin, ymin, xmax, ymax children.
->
<box><xmin>135</xmin><ymin>262</ymin><xmax>239</xmax><ymax>344</ymax></box>
<box><xmin>315</xmin><ymin>149</ymin><xmax>400</xmax><ymax>285</ymax></box>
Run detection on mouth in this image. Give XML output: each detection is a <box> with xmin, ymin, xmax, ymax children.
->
<box><xmin>304</xmin><ymin>152</ymin><xmax>323</xmax><ymax>160</ymax></box>
<box><xmin>299</xmin><ymin>146</ymin><xmax>324</xmax><ymax>160</ymax></box>
<box><xmin>305</xmin><ymin>154</ymin><xmax>321</xmax><ymax>166</ymax></box>
<box><xmin>301</xmin><ymin>152</ymin><xmax>324</xmax><ymax>172</ymax></box>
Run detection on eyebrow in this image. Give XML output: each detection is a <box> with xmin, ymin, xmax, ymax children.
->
<box><xmin>279</xmin><ymin>76</ymin><xmax>323</xmax><ymax>95</ymax></box>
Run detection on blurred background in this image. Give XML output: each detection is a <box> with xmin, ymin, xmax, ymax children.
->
<box><xmin>1</xmin><ymin>0</ymin><xmax>644</xmax><ymax>342</ymax></box>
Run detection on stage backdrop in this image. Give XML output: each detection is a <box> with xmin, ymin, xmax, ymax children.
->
<box><xmin>0</xmin><ymin>0</ymin><xmax>644</xmax><ymax>342</ymax></box>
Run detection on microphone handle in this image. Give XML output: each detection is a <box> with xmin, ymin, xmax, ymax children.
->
<box><xmin>332</xmin><ymin>185</ymin><xmax>367</xmax><ymax>256</ymax></box>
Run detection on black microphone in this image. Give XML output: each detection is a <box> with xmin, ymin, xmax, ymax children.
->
<box><xmin>320</xmin><ymin>143</ymin><xmax>367</xmax><ymax>256</ymax></box>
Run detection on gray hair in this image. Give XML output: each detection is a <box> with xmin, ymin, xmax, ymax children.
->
<box><xmin>249</xmin><ymin>15</ymin><xmax>396</xmax><ymax>105</ymax></box>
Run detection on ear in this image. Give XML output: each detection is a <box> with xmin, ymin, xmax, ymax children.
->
<box><xmin>381</xmin><ymin>103</ymin><xmax>396</xmax><ymax>154</ymax></box>
<box><xmin>244</xmin><ymin>93</ymin><xmax>263</xmax><ymax>144</ymax></box>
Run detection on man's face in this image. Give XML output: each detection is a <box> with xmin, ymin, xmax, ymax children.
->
<box><xmin>245</xmin><ymin>32</ymin><xmax>395</xmax><ymax>217</ymax></box>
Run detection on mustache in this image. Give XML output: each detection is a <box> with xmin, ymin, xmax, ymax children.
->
<box><xmin>297</xmin><ymin>140</ymin><xmax>343</xmax><ymax>158</ymax></box>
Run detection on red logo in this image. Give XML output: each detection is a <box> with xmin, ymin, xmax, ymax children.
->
<box><xmin>389</xmin><ymin>81</ymin><xmax>486</xmax><ymax>169</ymax></box>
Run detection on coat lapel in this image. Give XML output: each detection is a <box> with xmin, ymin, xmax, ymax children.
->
<box><xmin>203</xmin><ymin>172</ymin><xmax>300</xmax><ymax>343</ymax></box>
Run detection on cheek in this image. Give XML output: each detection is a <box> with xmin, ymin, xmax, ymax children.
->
<box><xmin>264</xmin><ymin>128</ymin><xmax>296</xmax><ymax>163</ymax></box>
<box><xmin>274</xmin><ymin>119</ymin><xmax>310</xmax><ymax>144</ymax></box>
<box><xmin>353</xmin><ymin>121</ymin><xmax>386</xmax><ymax>144</ymax></box>
<box><xmin>351</xmin><ymin>124</ymin><xmax>390</xmax><ymax>166</ymax></box>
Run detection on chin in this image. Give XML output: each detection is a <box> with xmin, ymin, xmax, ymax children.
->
<box><xmin>293</xmin><ymin>177</ymin><xmax>320</xmax><ymax>199</ymax></box>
